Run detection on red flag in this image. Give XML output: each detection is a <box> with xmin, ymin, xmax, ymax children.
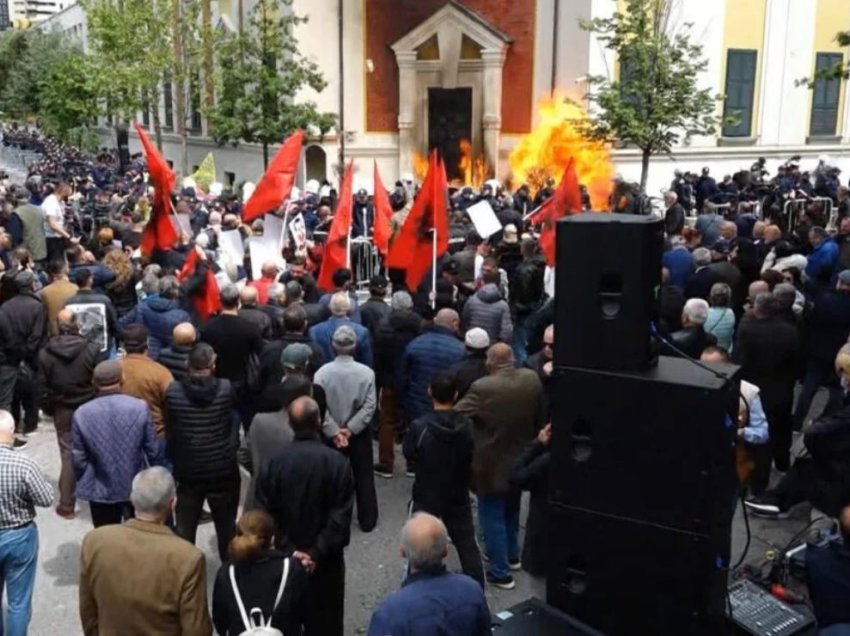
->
<box><xmin>134</xmin><ymin>123</ymin><xmax>178</xmax><ymax>255</ymax></box>
<box><xmin>386</xmin><ymin>151</ymin><xmax>448</xmax><ymax>290</ymax></box>
<box><xmin>372</xmin><ymin>161</ymin><xmax>393</xmax><ymax>256</ymax></box>
<box><xmin>537</xmin><ymin>158</ymin><xmax>583</xmax><ymax>266</ymax></box>
<box><xmin>242</xmin><ymin>130</ymin><xmax>304</xmax><ymax>223</ymax></box>
<box><xmin>177</xmin><ymin>249</ymin><xmax>222</xmax><ymax>321</ymax></box>
<box><xmin>317</xmin><ymin>161</ymin><xmax>354</xmax><ymax>291</ymax></box>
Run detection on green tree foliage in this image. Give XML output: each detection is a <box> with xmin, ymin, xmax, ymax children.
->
<box><xmin>37</xmin><ymin>48</ymin><xmax>101</xmax><ymax>146</ymax></box>
<box><xmin>205</xmin><ymin>0</ymin><xmax>336</xmax><ymax>167</ymax></box>
<box><xmin>580</xmin><ymin>0</ymin><xmax>723</xmax><ymax>189</ymax></box>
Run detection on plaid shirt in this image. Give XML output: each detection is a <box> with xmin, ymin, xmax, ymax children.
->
<box><xmin>0</xmin><ymin>444</ymin><xmax>53</xmax><ymax>529</ymax></box>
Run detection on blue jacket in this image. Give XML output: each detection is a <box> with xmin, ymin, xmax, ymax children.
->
<box><xmin>309</xmin><ymin>316</ymin><xmax>373</xmax><ymax>368</ymax></box>
<box><xmin>367</xmin><ymin>568</ymin><xmax>490</xmax><ymax>636</ymax></box>
<box><xmin>401</xmin><ymin>327</ymin><xmax>465</xmax><ymax>420</ymax></box>
<box><xmin>71</xmin><ymin>393</ymin><xmax>160</xmax><ymax>503</ymax></box>
<box><xmin>120</xmin><ymin>296</ymin><xmax>191</xmax><ymax>360</ymax></box>
<box><xmin>806</xmin><ymin>289</ymin><xmax>850</xmax><ymax>363</ymax></box>
<box><xmin>806</xmin><ymin>540</ymin><xmax>850</xmax><ymax>629</ymax></box>
<box><xmin>317</xmin><ymin>291</ymin><xmax>361</xmax><ymax>324</ymax></box>
<box><xmin>662</xmin><ymin>248</ymin><xmax>694</xmax><ymax>290</ymax></box>
<box><xmin>806</xmin><ymin>239</ymin><xmax>839</xmax><ymax>282</ymax></box>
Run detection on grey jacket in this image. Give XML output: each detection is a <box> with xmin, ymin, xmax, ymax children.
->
<box><xmin>245</xmin><ymin>409</ymin><xmax>294</xmax><ymax>509</ymax></box>
<box><xmin>15</xmin><ymin>203</ymin><xmax>47</xmax><ymax>262</ymax></box>
<box><xmin>314</xmin><ymin>356</ymin><xmax>376</xmax><ymax>438</ymax></box>
<box><xmin>462</xmin><ymin>283</ymin><xmax>513</xmax><ymax>343</ymax></box>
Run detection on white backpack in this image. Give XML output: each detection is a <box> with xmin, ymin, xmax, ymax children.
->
<box><xmin>229</xmin><ymin>557</ymin><xmax>290</xmax><ymax>636</ymax></box>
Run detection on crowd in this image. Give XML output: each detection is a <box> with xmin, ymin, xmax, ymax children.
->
<box><xmin>0</xmin><ymin>124</ymin><xmax>847</xmax><ymax>634</ymax></box>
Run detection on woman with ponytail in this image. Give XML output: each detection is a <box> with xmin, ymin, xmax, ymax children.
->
<box><xmin>212</xmin><ymin>509</ymin><xmax>307</xmax><ymax>635</ymax></box>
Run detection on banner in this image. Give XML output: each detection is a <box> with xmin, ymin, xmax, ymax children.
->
<box><xmin>218</xmin><ymin>229</ymin><xmax>244</xmax><ymax>262</ymax></box>
<box><xmin>289</xmin><ymin>213</ymin><xmax>307</xmax><ymax>253</ymax></box>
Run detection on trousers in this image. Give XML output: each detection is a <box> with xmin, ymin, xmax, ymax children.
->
<box><xmin>175</xmin><ymin>477</ymin><xmax>240</xmax><ymax>560</ymax></box>
<box><xmin>377</xmin><ymin>388</ymin><xmax>400</xmax><ymax>470</ymax></box>
<box><xmin>340</xmin><ymin>431</ymin><xmax>378</xmax><ymax>532</ymax></box>
<box><xmin>477</xmin><ymin>492</ymin><xmax>521</xmax><ymax>579</ymax></box>
<box><xmin>414</xmin><ymin>502</ymin><xmax>484</xmax><ymax>588</ymax></box>
<box><xmin>89</xmin><ymin>501</ymin><xmax>134</xmax><ymax>528</ymax></box>
<box><xmin>53</xmin><ymin>406</ymin><xmax>76</xmax><ymax>513</ymax></box>
<box><xmin>0</xmin><ymin>523</ymin><xmax>38</xmax><ymax>636</ymax></box>
<box><xmin>304</xmin><ymin>553</ymin><xmax>345</xmax><ymax>636</ymax></box>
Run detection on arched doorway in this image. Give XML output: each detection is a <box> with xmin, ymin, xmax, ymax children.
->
<box><xmin>305</xmin><ymin>145</ymin><xmax>327</xmax><ymax>183</ymax></box>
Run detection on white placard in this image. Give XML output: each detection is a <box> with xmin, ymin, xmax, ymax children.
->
<box><xmin>289</xmin><ymin>213</ymin><xmax>307</xmax><ymax>253</ymax></box>
<box><xmin>172</xmin><ymin>212</ymin><xmax>193</xmax><ymax>237</ymax></box>
<box><xmin>466</xmin><ymin>200</ymin><xmax>502</xmax><ymax>240</ymax></box>
<box><xmin>263</xmin><ymin>213</ymin><xmax>285</xmax><ymax>247</ymax></box>
<box><xmin>248</xmin><ymin>238</ymin><xmax>285</xmax><ymax>281</ymax></box>
<box><xmin>219</xmin><ymin>229</ymin><xmax>244</xmax><ymax>262</ymax></box>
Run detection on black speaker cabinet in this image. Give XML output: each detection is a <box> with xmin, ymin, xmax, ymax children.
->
<box><xmin>554</xmin><ymin>213</ymin><xmax>663</xmax><ymax>371</ymax></box>
<box><xmin>550</xmin><ymin>356</ymin><xmax>739</xmax><ymax>538</ymax></box>
<box><xmin>491</xmin><ymin>598</ymin><xmax>605</xmax><ymax>635</ymax></box>
<box><xmin>547</xmin><ymin>504</ymin><xmax>727</xmax><ymax>636</ymax></box>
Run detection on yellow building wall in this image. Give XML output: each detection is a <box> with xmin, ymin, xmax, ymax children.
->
<box><xmin>810</xmin><ymin>0</ymin><xmax>850</xmax><ymax>136</ymax></box>
<box><xmin>720</xmin><ymin>0</ymin><xmax>766</xmax><ymax>136</ymax></box>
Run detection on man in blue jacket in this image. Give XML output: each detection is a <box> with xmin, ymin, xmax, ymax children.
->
<box><xmin>309</xmin><ymin>292</ymin><xmax>372</xmax><ymax>368</ymax></box>
<box><xmin>368</xmin><ymin>513</ymin><xmax>490</xmax><ymax>636</ymax></box>
<box><xmin>806</xmin><ymin>226</ymin><xmax>839</xmax><ymax>291</ymax></box>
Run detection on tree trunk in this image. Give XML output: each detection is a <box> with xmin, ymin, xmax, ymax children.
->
<box><xmin>171</xmin><ymin>0</ymin><xmax>189</xmax><ymax>177</ymax></box>
<box><xmin>263</xmin><ymin>141</ymin><xmax>269</xmax><ymax>169</ymax></box>
<box><xmin>640</xmin><ymin>148</ymin><xmax>651</xmax><ymax>192</ymax></box>
<box><xmin>153</xmin><ymin>107</ymin><xmax>163</xmax><ymax>151</ymax></box>
<box><xmin>201</xmin><ymin>0</ymin><xmax>214</xmax><ymax>111</ymax></box>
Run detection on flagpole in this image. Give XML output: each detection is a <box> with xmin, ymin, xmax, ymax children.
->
<box><xmin>431</xmin><ymin>228</ymin><xmax>437</xmax><ymax>310</ymax></box>
<box><xmin>523</xmin><ymin>203</ymin><xmax>545</xmax><ymax>222</ymax></box>
<box><xmin>346</xmin><ymin>223</ymin><xmax>352</xmax><ymax>270</ymax></box>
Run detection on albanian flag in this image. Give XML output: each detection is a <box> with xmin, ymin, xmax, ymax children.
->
<box><xmin>372</xmin><ymin>161</ymin><xmax>393</xmax><ymax>256</ymax></box>
<box><xmin>178</xmin><ymin>249</ymin><xmax>222</xmax><ymax>322</ymax></box>
<box><xmin>135</xmin><ymin>123</ymin><xmax>178</xmax><ymax>255</ymax></box>
<box><xmin>242</xmin><ymin>130</ymin><xmax>304</xmax><ymax>223</ymax></box>
<box><xmin>317</xmin><ymin>160</ymin><xmax>354</xmax><ymax>291</ymax></box>
<box><xmin>537</xmin><ymin>158</ymin><xmax>583</xmax><ymax>266</ymax></box>
<box><xmin>386</xmin><ymin>151</ymin><xmax>448</xmax><ymax>290</ymax></box>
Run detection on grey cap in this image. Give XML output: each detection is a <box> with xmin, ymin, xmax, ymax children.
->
<box><xmin>12</xmin><ymin>270</ymin><xmax>34</xmax><ymax>290</ymax></box>
<box><xmin>391</xmin><ymin>291</ymin><xmax>413</xmax><ymax>311</ymax></box>
<box><xmin>280</xmin><ymin>342</ymin><xmax>312</xmax><ymax>370</ymax></box>
<box><xmin>93</xmin><ymin>360</ymin><xmax>122</xmax><ymax>387</ymax></box>
<box><xmin>332</xmin><ymin>325</ymin><xmax>357</xmax><ymax>348</ymax></box>
<box><xmin>838</xmin><ymin>270</ymin><xmax>850</xmax><ymax>286</ymax></box>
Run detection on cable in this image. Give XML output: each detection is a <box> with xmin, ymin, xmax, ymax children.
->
<box><xmin>732</xmin><ymin>488</ymin><xmax>752</xmax><ymax>570</ymax></box>
<box><xmin>649</xmin><ymin>323</ymin><xmax>731</xmax><ymax>383</ymax></box>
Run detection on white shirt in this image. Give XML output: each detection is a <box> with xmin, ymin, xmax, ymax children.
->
<box><xmin>41</xmin><ymin>194</ymin><xmax>64</xmax><ymax>238</ymax></box>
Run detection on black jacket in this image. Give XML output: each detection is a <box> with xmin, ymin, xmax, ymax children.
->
<box><xmin>805</xmin><ymin>289</ymin><xmax>850</xmax><ymax>363</ymax></box>
<box><xmin>258</xmin><ymin>333</ymin><xmax>325</xmax><ymax>387</ymax></box>
<box><xmin>256</xmin><ymin>377</ymin><xmax>327</xmax><ymax>420</ymax></box>
<box><xmin>373</xmin><ymin>309</ymin><xmax>422</xmax><ymax>389</ymax></box>
<box><xmin>240</xmin><ymin>307</ymin><xmax>273</xmax><ymax>340</ymax></box>
<box><xmin>801</xmin><ymin>405</ymin><xmax>850</xmax><ymax>517</ymax></box>
<box><xmin>164</xmin><ymin>375</ymin><xmax>238</xmax><ymax>482</ymax></box>
<box><xmin>38</xmin><ymin>334</ymin><xmax>99</xmax><ymax>408</ymax></box>
<box><xmin>260</xmin><ymin>303</ymin><xmax>286</xmax><ymax>340</ymax></box>
<box><xmin>279</xmin><ymin>272</ymin><xmax>318</xmax><ymax>303</ymax></box>
<box><xmin>255</xmin><ymin>436</ymin><xmax>354</xmax><ymax>562</ymax></box>
<box><xmin>0</xmin><ymin>292</ymin><xmax>47</xmax><ymax>366</ymax></box>
<box><xmin>360</xmin><ymin>298</ymin><xmax>391</xmax><ymax>340</ymax></box>
<box><xmin>684</xmin><ymin>267</ymin><xmax>721</xmax><ymax>301</ymax></box>
<box><xmin>509</xmin><ymin>258</ymin><xmax>545</xmax><ymax>316</ymax></box>
<box><xmin>664</xmin><ymin>203</ymin><xmax>686</xmax><ymax>235</ymax></box>
<box><xmin>661</xmin><ymin>325</ymin><xmax>717</xmax><ymax>359</ymax></box>
<box><xmin>733</xmin><ymin>315</ymin><xmax>801</xmax><ymax>407</ymax></box>
<box><xmin>212</xmin><ymin>550</ymin><xmax>308</xmax><ymax>636</ymax></box>
<box><xmin>403</xmin><ymin>411</ymin><xmax>473</xmax><ymax>514</ymax></box>
<box><xmin>64</xmin><ymin>289</ymin><xmax>118</xmax><ymax>353</ymax></box>
<box><xmin>157</xmin><ymin>344</ymin><xmax>192</xmax><ymax>384</ymax></box>
<box><xmin>448</xmin><ymin>352</ymin><xmax>488</xmax><ymax>399</ymax></box>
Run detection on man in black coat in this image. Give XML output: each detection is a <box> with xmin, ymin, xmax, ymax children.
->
<box><xmin>664</xmin><ymin>191</ymin><xmax>686</xmax><ymax>236</ymax></box>
<box><xmin>448</xmin><ymin>328</ymin><xmax>490</xmax><ymax>399</ymax></box>
<box><xmin>509</xmin><ymin>239</ymin><xmax>545</xmax><ymax>363</ymax></box>
<box><xmin>258</xmin><ymin>305</ymin><xmax>325</xmax><ymax>389</ymax></box>
<box><xmin>359</xmin><ymin>275</ymin><xmax>391</xmax><ymax>340</ymax></box>
<box><xmin>260</xmin><ymin>283</ymin><xmax>287</xmax><ymax>340</ymax></box>
<box><xmin>157</xmin><ymin>322</ymin><xmax>196</xmax><ymax>384</ymax></box>
<box><xmin>279</xmin><ymin>256</ymin><xmax>319</xmax><ymax>303</ymax></box>
<box><xmin>684</xmin><ymin>248</ymin><xmax>721</xmax><ymax>301</ymax></box>
<box><xmin>660</xmin><ymin>298</ymin><xmax>717</xmax><ymax>359</ymax></box>
<box><xmin>256</xmin><ymin>396</ymin><xmax>354</xmax><ymax>636</ymax></box>
<box><xmin>285</xmin><ymin>281</ymin><xmax>327</xmax><ymax>328</ymax></box>
<box><xmin>164</xmin><ymin>343</ymin><xmax>239</xmax><ymax>561</ymax></box>
<box><xmin>734</xmin><ymin>293</ymin><xmax>801</xmax><ymax>476</ymax></box>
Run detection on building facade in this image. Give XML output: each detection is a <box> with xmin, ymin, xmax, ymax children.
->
<box><xmin>37</xmin><ymin>0</ymin><xmax>850</xmax><ymax>196</ymax></box>
<box><xmin>9</xmin><ymin>0</ymin><xmax>68</xmax><ymax>25</ymax></box>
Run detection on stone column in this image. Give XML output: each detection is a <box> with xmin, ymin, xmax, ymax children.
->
<box><xmin>397</xmin><ymin>51</ymin><xmax>417</xmax><ymax>179</ymax></box>
<box><xmin>481</xmin><ymin>48</ymin><xmax>506</xmax><ymax>175</ymax></box>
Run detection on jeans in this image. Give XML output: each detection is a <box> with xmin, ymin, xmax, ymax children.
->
<box><xmin>477</xmin><ymin>492</ymin><xmax>520</xmax><ymax>579</ymax></box>
<box><xmin>175</xmin><ymin>477</ymin><xmax>240</xmax><ymax>560</ymax></box>
<box><xmin>0</xmin><ymin>523</ymin><xmax>38</xmax><ymax>636</ymax></box>
<box><xmin>89</xmin><ymin>501</ymin><xmax>134</xmax><ymax>528</ymax></box>
<box><xmin>511</xmin><ymin>313</ymin><xmax>532</xmax><ymax>364</ymax></box>
<box><xmin>794</xmin><ymin>360</ymin><xmax>840</xmax><ymax>428</ymax></box>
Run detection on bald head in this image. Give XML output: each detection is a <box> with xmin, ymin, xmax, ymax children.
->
<box><xmin>261</xmin><ymin>261</ymin><xmax>278</xmax><ymax>279</ymax></box>
<box><xmin>752</xmin><ymin>221</ymin><xmax>766</xmax><ymax>240</ymax></box>
<box><xmin>486</xmin><ymin>342</ymin><xmax>514</xmax><ymax>373</ymax></box>
<box><xmin>0</xmin><ymin>409</ymin><xmax>14</xmax><ymax>443</ymax></box>
<box><xmin>764</xmin><ymin>225</ymin><xmax>782</xmax><ymax>243</ymax></box>
<box><xmin>240</xmin><ymin>286</ymin><xmax>259</xmax><ymax>308</ymax></box>
<box><xmin>401</xmin><ymin>513</ymin><xmax>449</xmax><ymax>573</ymax></box>
<box><xmin>433</xmin><ymin>308</ymin><xmax>460</xmax><ymax>332</ymax></box>
<box><xmin>748</xmin><ymin>280</ymin><xmax>769</xmax><ymax>303</ymax></box>
<box><xmin>172</xmin><ymin>322</ymin><xmax>196</xmax><ymax>347</ymax></box>
<box><xmin>288</xmin><ymin>396</ymin><xmax>321</xmax><ymax>436</ymax></box>
<box><xmin>329</xmin><ymin>292</ymin><xmax>351</xmax><ymax>317</ymax></box>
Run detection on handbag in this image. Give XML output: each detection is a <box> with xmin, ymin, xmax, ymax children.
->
<box><xmin>229</xmin><ymin>557</ymin><xmax>290</xmax><ymax>636</ymax></box>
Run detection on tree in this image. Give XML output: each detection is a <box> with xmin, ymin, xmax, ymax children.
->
<box><xmin>37</xmin><ymin>48</ymin><xmax>101</xmax><ymax>148</ymax></box>
<box><xmin>205</xmin><ymin>0</ymin><xmax>335</xmax><ymax>167</ymax></box>
<box><xmin>580</xmin><ymin>0</ymin><xmax>723</xmax><ymax>190</ymax></box>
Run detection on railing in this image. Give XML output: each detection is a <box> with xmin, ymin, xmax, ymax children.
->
<box><xmin>783</xmin><ymin>197</ymin><xmax>834</xmax><ymax>233</ymax></box>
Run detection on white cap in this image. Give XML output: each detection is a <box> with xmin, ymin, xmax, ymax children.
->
<box><xmin>242</xmin><ymin>181</ymin><xmax>256</xmax><ymax>203</ymax></box>
<box><xmin>305</xmin><ymin>179</ymin><xmax>320</xmax><ymax>195</ymax></box>
<box><xmin>464</xmin><ymin>327</ymin><xmax>490</xmax><ymax>350</ymax></box>
<box><xmin>319</xmin><ymin>185</ymin><xmax>332</xmax><ymax>197</ymax></box>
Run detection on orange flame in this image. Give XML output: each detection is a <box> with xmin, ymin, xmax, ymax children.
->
<box><xmin>509</xmin><ymin>97</ymin><xmax>613</xmax><ymax>210</ymax></box>
<box><xmin>412</xmin><ymin>140</ymin><xmax>490</xmax><ymax>188</ymax></box>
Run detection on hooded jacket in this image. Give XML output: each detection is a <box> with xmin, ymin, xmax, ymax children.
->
<box><xmin>403</xmin><ymin>410</ymin><xmax>474</xmax><ymax>514</ymax></box>
<box><xmin>0</xmin><ymin>291</ymin><xmax>47</xmax><ymax>366</ymax></box>
<box><xmin>38</xmin><ymin>333</ymin><xmax>100</xmax><ymax>408</ymax></box>
<box><xmin>165</xmin><ymin>375</ymin><xmax>238</xmax><ymax>482</ymax></box>
<box><xmin>461</xmin><ymin>283</ymin><xmax>512</xmax><ymax>344</ymax></box>
<box><xmin>120</xmin><ymin>296</ymin><xmax>191</xmax><ymax>360</ymax></box>
<box><xmin>373</xmin><ymin>309</ymin><xmax>422</xmax><ymax>389</ymax></box>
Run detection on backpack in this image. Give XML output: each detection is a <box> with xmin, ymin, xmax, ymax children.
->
<box><xmin>229</xmin><ymin>557</ymin><xmax>290</xmax><ymax>636</ymax></box>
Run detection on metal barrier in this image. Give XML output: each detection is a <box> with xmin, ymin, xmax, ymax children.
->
<box><xmin>783</xmin><ymin>197</ymin><xmax>834</xmax><ymax>233</ymax></box>
<box><xmin>350</xmin><ymin>237</ymin><xmax>381</xmax><ymax>288</ymax></box>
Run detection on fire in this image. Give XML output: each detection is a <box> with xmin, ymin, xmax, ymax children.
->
<box><xmin>412</xmin><ymin>139</ymin><xmax>490</xmax><ymax>188</ymax></box>
<box><xmin>509</xmin><ymin>97</ymin><xmax>614</xmax><ymax>211</ymax></box>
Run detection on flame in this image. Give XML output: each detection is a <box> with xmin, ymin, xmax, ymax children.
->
<box><xmin>509</xmin><ymin>97</ymin><xmax>614</xmax><ymax>211</ymax></box>
<box><xmin>412</xmin><ymin>140</ymin><xmax>491</xmax><ymax>188</ymax></box>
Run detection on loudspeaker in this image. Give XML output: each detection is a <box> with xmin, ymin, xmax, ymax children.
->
<box><xmin>491</xmin><ymin>598</ymin><xmax>605</xmax><ymax>635</ymax></box>
<box><xmin>116</xmin><ymin>124</ymin><xmax>130</xmax><ymax>175</ymax></box>
<box><xmin>549</xmin><ymin>356</ymin><xmax>739</xmax><ymax>535</ymax></box>
<box><xmin>546</xmin><ymin>504</ymin><xmax>727</xmax><ymax>636</ymax></box>
<box><xmin>554</xmin><ymin>213</ymin><xmax>663</xmax><ymax>371</ymax></box>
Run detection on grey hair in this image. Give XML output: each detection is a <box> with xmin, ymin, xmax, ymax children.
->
<box><xmin>402</xmin><ymin>513</ymin><xmax>449</xmax><ymax>572</ymax></box>
<box><xmin>753</xmin><ymin>292</ymin><xmax>775</xmax><ymax>316</ymax></box>
<box><xmin>692</xmin><ymin>247</ymin><xmax>711</xmax><ymax>268</ymax></box>
<box><xmin>391</xmin><ymin>291</ymin><xmax>413</xmax><ymax>311</ymax></box>
<box><xmin>773</xmin><ymin>283</ymin><xmax>796</xmax><ymax>308</ymax></box>
<box><xmin>268</xmin><ymin>282</ymin><xmax>285</xmax><ymax>302</ymax></box>
<box><xmin>219</xmin><ymin>284</ymin><xmax>240</xmax><ymax>309</ymax></box>
<box><xmin>433</xmin><ymin>308</ymin><xmax>459</xmax><ymax>330</ymax></box>
<box><xmin>709</xmin><ymin>282</ymin><xmax>731</xmax><ymax>307</ymax></box>
<box><xmin>329</xmin><ymin>292</ymin><xmax>351</xmax><ymax>317</ymax></box>
<box><xmin>665</xmin><ymin>191</ymin><xmax>678</xmax><ymax>202</ymax></box>
<box><xmin>142</xmin><ymin>264</ymin><xmax>162</xmax><ymax>279</ymax></box>
<box><xmin>141</xmin><ymin>275</ymin><xmax>160</xmax><ymax>296</ymax></box>
<box><xmin>683</xmin><ymin>298</ymin><xmax>709</xmax><ymax>325</ymax></box>
<box><xmin>158</xmin><ymin>275</ymin><xmax>181</xmax><ymax>299</ymax></box>
<box><xmin>0</xmin><ymin>410</ymin><xmax>14</xmax><ymax>436</ymax></box>
<box><xmin>130</xmin><ymin>467</ymin><xmax>176</xmax><ymax>515</ymax></box>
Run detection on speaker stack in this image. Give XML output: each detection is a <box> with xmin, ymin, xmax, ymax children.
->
<box><xmin>547</xmin><ymin>214</ymin><xmax>740</xmax><ymax>636</ymax></box>
<box><xmin>116</xmin><ymin>124</ymin><xmax>130</xmax><ymax>175</ymax></box>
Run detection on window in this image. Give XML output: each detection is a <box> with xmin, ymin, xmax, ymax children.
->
<box><xmin>722</xmin><ymin>49</ymin><xmax>757</xmax><ymax>138</ymax></box>
<box><xmin>810</xmin><ymin>52</ymin><xmax>843</xmax><ymax>137</ymax></box>
<box><xmin>162</xmin><ymin>72</ymin><xmax>174</xmax><ymax>130</ymax></box>
<box><xmin>619</xmin><ymin>55</ymin><xmax>642</xmax><ymax>112</ymax></box>
<box><xmin>189</xmin><ymin>71</ymin><xmax>202</xmax><ymax>132</ymax></box>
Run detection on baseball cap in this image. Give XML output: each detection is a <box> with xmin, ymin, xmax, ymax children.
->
<box><xmin>281</xmin><ymin>343</ymin><xmax>312</xmax><ymax>370</ymax></box>
<box><xmin>838</xmin><ymin>270</ymin><xmax>850</xmax><ymax>286</ymax></box>
<box><xmin>464</xmin><ymin>327</ymin><xmax>490</xmax><ymax>350</ymax></box>
<box><xmin>369</xmin><ymin>274</ymin><xmax>388</xmax><ymax>291</ymax></box>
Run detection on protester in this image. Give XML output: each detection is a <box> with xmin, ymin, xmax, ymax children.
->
<box><xmin>79</xmin><ymin>467</ymin><xmax>213</xmax><ymax>635</ymax></box>
<box><xmin>805</xmin><ymin>504</ymin><xmax>850</xmax><ymax>630</ymax></box>
<box><xmin>448</xmin><ymin>327</ymin><xmax>490</xmax><ymax>399</ymax></box>
<box><xmin>157</xmin><ymin>322</ymin><xmax>196</xmax><ymax>383</ymax></box>
<box><xmin>258</xmin><ymin>304</ymin><xmax>325</xmax><ymax>388</ymax></box>
<box><xmin>256</xmin><ymin>342</ymin><xmax>327</xmax><ymax>416</ymax></box>
<box><xmin>661</xmin><ymin>298</ymin><xmax>717</xmax><ymax>359</ymax></box>
<box><xmin>119</xmin><ymin>323</ymin><xmax>174</xmax><ymax>439</ymax></box>
<box><xmin>65</xmin><ymin>267</ymin><xmax>118</xmax><ymax>357</ymax></box>
<box><xmin>119</xmin><ymin>275</ymin><xmax>190</xmax><ymax>359</ymax></box>
<box><xmin>41</xmin><ymin>259</ymin><xmax>77</xmax><ymax>336</ymax></box>
<box><xmin>309</xmin><ymin>292</ymin><xmax>372</xmax><ymax>367</ymax></box>
<box><xmin>239</xmin><ymin>286</ymin><xmax>272</xmax><ymax>339</ymax></box>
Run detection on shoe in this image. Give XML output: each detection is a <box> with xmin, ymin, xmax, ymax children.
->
<box><xmin>509</xmin><ymin>559</ymin><xmax>522</xmax><ymax>571</ymax></box>
<box><xmin>486</xmin><ymin>573</ymin><xmax>516</xmax><ymax>590</ymax></box>
<box><xmin>55</xmin><ymin>507</ymin><xmax>75</xmax><ymax>520</ymax></box>
<box><xmin>12</xmin><ymin>437</ymin><xmax>28</xmax><ymax>449</ymax></box>
<box><xmin>744</xmin><ymin>500</ymin><xmax>789</xmax><ymax>520</ymax></box>
<box><xmin>374</xmin><ymin>466</ymin><xmax>393</xmax><ymax>479</ymax></box>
